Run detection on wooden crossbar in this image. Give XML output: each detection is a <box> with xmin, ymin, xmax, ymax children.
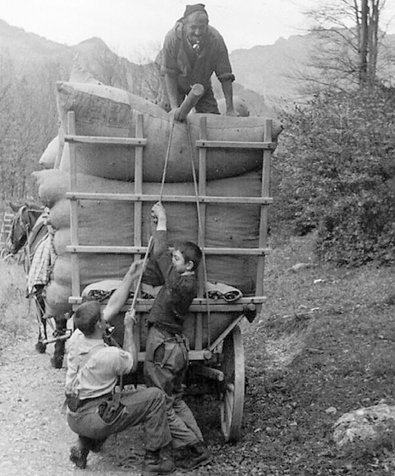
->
<box><xmin>69</xmin><ymin>295</ymin><xmax>267</xmax><ymax>308</ymax></box>
<box><xmin>66</xmin><ymin>244</ymin><xmax>270</xmax><ymax>255</ymax></box>
<box><xmin>196</xmin><ymin>139</ymin><xmax>275</xmax><ymax>150</ymax></box>
<box><xmin>64</xmin><ymin>135</ymin><xmax>147</xmax><ymax>146</ymax></box>
<box><xmin>66</xmin><ymin>191</ymin><xmax>272</xmax><ymax>205</ymax></box>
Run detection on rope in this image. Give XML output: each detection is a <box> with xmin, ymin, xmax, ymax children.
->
<box><xmin>126</xmin><ymin>235</ymin><xmax>154</xmax><ymax>324</ymax></box>
<box><xmin>125</xmin><ymin>120</ymin><xmax>175</xmax><ymax>323</ymax></box>
<box><xmin>159</xmin><ymin>119</ymin><xmax>175</xmax><ymax>202</ymax></box>
<box><xmin>186</xmin><ymin>120</ymin><xmax>211</xmax><ymax>346</ymax></box>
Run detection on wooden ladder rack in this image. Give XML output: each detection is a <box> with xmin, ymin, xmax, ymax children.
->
<box><xmin>65</xmin><ymin>112</ymin><xmax>274</xmax><ymax>349</ymax></box>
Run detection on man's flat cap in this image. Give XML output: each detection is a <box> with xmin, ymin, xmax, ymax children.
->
<box><xmin>183</xmin><ymin>4</ymin><xmax>208</xmax><ymax>19</ymax></box>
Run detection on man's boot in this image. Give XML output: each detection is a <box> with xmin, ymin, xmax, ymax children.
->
<box><xmin>69</xmin><ymin>445</ymin><xmax>89</xmax><ymax>469</ymax></box>
<box><xmin>175</xmin><ymin>441</ymin><xmax>211</xmax><ymax>471</ymax></box>
<box><xmin>83</xmin><ymin>436</ymin><xmax>106</xmax><ymax>453</ymax></box>
<box><xmin>69</xmin><ymin>435</ymin><xmax>100</xmax><ymax>469</ymax></box>
<box><xmin>141</xmin><ymin>446</ymin><xmax>175</xmax><ymax>475</ymax></box>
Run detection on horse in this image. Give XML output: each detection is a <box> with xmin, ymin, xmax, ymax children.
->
<box><xmin>8</xmin><ymin>201</ymin><xmax>69</xmax><ymax>368</ymax></box>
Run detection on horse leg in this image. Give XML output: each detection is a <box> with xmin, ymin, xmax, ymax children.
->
<box><xmin>33</xmin><ymin>291</ymin><xmax>47</xmax><ymax>354</ymax></box>
<box><xmin>36</xmin><ymin>318</ymin><xmax>47</xmax><ymax>354</ymax></box>
<box><xmin>50</xmin><ymin>314</ymin><xmax>68</xmax><ymax>369</ymax></box>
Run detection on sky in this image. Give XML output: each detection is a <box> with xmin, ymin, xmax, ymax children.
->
<box><xmin>0</xmin><ymin>0</ymin><xmax>395</xmax><ymax>62</ymax></box>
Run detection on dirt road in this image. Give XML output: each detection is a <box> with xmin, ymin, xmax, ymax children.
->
<box><xmin>0</xmin><ymin>334</ymin><xmax>152</xmax><ymax>476</ymax></box>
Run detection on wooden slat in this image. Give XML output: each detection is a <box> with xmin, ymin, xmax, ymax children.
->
<box><xmin>208</xmin><ymin>314</ymin><xmax>244</xmax><ymax>352</ymax></box>
<box><xmin>192</xmin><ymin>364</ymin><xmax>224</xmax><ymax>381</ymax></box>
<box><xmin>66</xmin><ymin>192</ymin><xmax>272</xmax><ymax>204</ymax></box>
<box><xmin>136</xmin><ymin>350</ymin><xmax>208</xmax><ymax>362</ymax></box>
<box><xmin>196</xmin><ymin>140</ymin><xmax>275</xmax><ymax>150</ymax></box>
<box><xmin>65</xmin><ymin>135</ymin><xmax>147</xmax><ymax>146</ymax></box>
<box><xmin>134</xmin><ymin>113</ymin><xmax>143</xmax><ymax>260</ymax></box>
<box><xmin>133</xmin><ymin>113</ymin><xmax>144</xmax><ymax>354</ymax></box>
<box><xmin>67</xmin><ymin>112</ymin><xmax>81</xmax><ymax>297</ymax></box>
<box><xmin>69</xmin><ymin>295</ymin><xmax>267</xmax><ymax>308</ymax></box>
<box><xmin>66</xmin><ymin>244</ymin><xmax>271</xmax><ymax>255</ymax></box>
<box><xmin>194</xmin><ymin>116</ymin><xmax>209</xmax><ymax>351</ymax></box>
<box><xmin>67</xmin><ymin>245</ymin><xmax>149</xmax><ymax>254</ymax></box>
<box><xmin>256</xmin><ymin>119</ymin><xmax>272</xmax><ymax>296</ymax></box>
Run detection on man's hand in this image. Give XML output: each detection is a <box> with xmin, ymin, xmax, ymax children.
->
<box><xmin>151</xmin><ymin>202</ymin><xmax>166</xmax><ymax>220</ymax></box>
<box><xmin>124</xmin><ymin>309</ymin><xmax>137</xmax><ymax>327</ymax></box>
<box><xmin>125</xmin><ymin>259</ymin><xmax>144</xmax><ymax>280</ymax></box>
<box><xmin>157</xmin><ymin>98</ymin><xmax>171</xmax><ymax>112</ymax></box>
<box><xmin>169</xmin><ymin>107</ymin><xmax>184</xmax><ymax>122</ymax></box>
<box><xmin>128</xmin><ymin>259</ymin><xmax>144</xmax><ymax>275</ymax></box>
<box><xmin>226</xmin><ymin>109</ymin><xmax>238</xmax><ymax>117</ymax></box>
<box><xmin>151</xmin><ymin>202</ymin><xmax>167</xmax><ymax>231</ymax></box>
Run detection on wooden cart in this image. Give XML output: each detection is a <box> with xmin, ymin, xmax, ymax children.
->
<box><xmin>65</xmin><ymin>110</ymin><xmax>274</xmax><ymax>442</ymax></box>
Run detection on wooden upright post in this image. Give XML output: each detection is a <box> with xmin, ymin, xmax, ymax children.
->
<box><xmin>256</xmin><ymin>119</ymin><xmax>272</xmax><ymax>296</ymax></box>
<box><xmin>194</xmin><ymin>116</ymin><xmax>209</xmax><ymax>350</ymax></box>
<box><xmin>67</xmin><ymin>111</ymin><xmax>81</xmax><ymax>299</ymax></box>
<box><xmin>133</xmin><ymin>113</ymin><xmax>144</xmax><ymax>352</ymax></box>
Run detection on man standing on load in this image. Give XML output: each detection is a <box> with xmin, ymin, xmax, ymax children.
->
<box><xmin>157</xmin><ymin>3</ymin><xmax>235</xmax><ymax>119</ymax></box>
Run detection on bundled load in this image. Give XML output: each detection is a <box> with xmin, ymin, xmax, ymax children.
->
<box><xmin>56</xmin><ymin>81</ymin><xmax>282</xmax><ymax>181</ymax></box>
<box><xmin>35</xmin><ymin>81</ymin><xmax>282</xmax><ymax>316</ymax></box>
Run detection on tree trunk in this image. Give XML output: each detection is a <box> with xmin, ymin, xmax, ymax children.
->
<box><xmin>359</xmin><ymin>0</ymin><xmax>369</xmax><ymax>85</ymax></box>
<box><xmin>367</xmin><ymin>0</ymin><xmax>380</xmax><ymax>86</ymax></box>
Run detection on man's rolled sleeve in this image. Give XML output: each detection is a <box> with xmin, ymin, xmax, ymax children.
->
<box><xmin>117</xmin><ymin>349</ymin><xmax>134</xmax><ymax>375</ymax></box>
<box><xmin>217</xmin><ymin>72</ymin><xmax>235</xmax><ymax>83</ymax></box>
<box><xmin>214</xmin><ymin>37</ymin><xmax>235</xmax><ymax>83</ymax></box>
<box><xmin>161</xmin><ymin>30</ymin><xmax>179</xmax><ymax>77</ymax></box>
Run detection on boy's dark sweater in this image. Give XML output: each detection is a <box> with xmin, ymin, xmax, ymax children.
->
<box><xmin>147</xmin><ymin>230</ymin><xmax>197</xmax><ymax>335</ymax></box>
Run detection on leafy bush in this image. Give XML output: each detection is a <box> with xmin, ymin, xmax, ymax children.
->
<box><xmin>316</xmin><ymin>189</ymin><xmax>395</xmax><ymax>265</ymax></box>
<box><xmin>272</xmin><ymin>85</ymin><xmax>395</xmax><ymax>265</ymax></box>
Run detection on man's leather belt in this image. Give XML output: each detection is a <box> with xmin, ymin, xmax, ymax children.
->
<box><xmin>80</xmin><ymin>392</ymin><xmax>113</xmax><ymax>405</ymax></box>
<box><xmin>151</xmin><ymin>321</ymin><xmax>183</xmax><ymax>337</ymax></box>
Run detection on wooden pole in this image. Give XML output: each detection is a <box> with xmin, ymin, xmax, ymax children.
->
<box><xmin>176</xmin><ymin>84</ymin><xmax>205</xmax><ymax>121</ymax></box>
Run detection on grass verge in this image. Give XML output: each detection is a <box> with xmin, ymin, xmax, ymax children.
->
<box><xmin>240</xmin><ymin>233</ymin><xmax>395</xmax><ymax>475</ymax></box>
<box><xmin>0</xmin><ymin>259</ymin><xmax>33</xmax><ymax>354</ymax></box>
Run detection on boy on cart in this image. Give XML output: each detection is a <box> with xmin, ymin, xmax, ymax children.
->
<box><xmin>144</xmin><ymin>202</ymin><xmax>211</xmax><ymax>471</ymax></box>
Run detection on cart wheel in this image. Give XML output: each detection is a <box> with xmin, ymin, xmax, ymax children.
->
<box><xmin>220</xmin><ymin>325</ymin><xmax>245</xmax><ymax>442</ymax></box>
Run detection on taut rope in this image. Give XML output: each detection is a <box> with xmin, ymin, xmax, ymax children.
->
<box><xmin>186</xmin><ymin>120</ymin><xmax>211</xmax><ymax>346</ymax></box>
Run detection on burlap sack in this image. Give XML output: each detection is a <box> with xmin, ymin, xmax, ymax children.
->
<box><xmin>38</xmin><ymin>136</ymin><xmax>59</xmax><ymax>169</ymax></box>
<box><xmin>34</xmin><ymin>169</ymin><xmax>263</xmax><ymax>315</ymax></box>
<box><xmin>56</xmin><ymin>81</ymin><xmax>282</xmax><ymax>182</ymax></box>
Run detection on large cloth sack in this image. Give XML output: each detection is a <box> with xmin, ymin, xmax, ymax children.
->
<box><xmin>34</xmin><ymin>169</ymin><xmax>263</xmax><ymax>315</ymax></box>
<box><xmin>56</xmin><ymin>81</ymin><xmax>282</xmax><ymax>182</ymax></box>
<box><xmin>218</xmin><ymin>96</ymin><xmax>250</xmax><ymax>117</ymax></box>
<box><xmin>33</xmin><ymin>169</ymin><xmax>69</xmax><ymax>207</ymax></box>
<box><xmin>38</xmin><ymin>136</ymin><xmax>59</xmax><ymax>169</ymax></box>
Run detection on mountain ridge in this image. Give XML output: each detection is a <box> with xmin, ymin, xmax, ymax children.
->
<box><xmin>1</xmin><ymin>18</ymin><xmax>394</xmax><ymax>108</ymax></box>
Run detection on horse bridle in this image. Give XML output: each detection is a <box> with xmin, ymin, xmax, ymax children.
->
<box><xmin>10</xmin><ymin>205</ymin><xmax>44</xmax><ymax>253</ymax></box>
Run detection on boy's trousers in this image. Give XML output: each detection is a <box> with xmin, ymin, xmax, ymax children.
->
<box><xmin>144</xmin><ymin>325</ymin><xmax>204</xmax><ymax>449</ymax></box>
